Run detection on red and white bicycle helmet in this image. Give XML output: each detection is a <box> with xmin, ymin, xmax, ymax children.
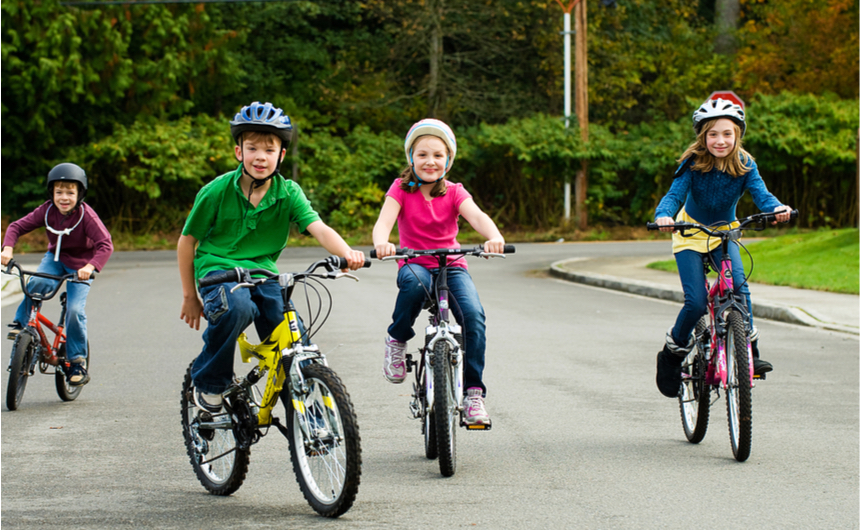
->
<box><xmin>404</xmin><ymin>119</ymin><xmax>457</xmax><ymax>171</ymax></box>
<box><xmin>692</xmin><ymin>98</ymin><xmax>746</xmax><ymax>138</ymax></box>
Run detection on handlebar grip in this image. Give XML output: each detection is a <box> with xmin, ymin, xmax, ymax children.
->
<box><xmin>369</xmin><ymin>250</ymin><xmax>377</xmax><ymax>259</ymax></box>
<box><xmin>790</xmin><ymin>209</ymin><xmax>799</xmax><ymax>220</ymax></box>
<box><xmin>370</xmin><ymin>249</ymin><xmax>405</xmax><ymax>259</ymax></box>
<box><xmin>503</xmin><ymin>244</ymin><xmax>516</xmax><ymax>254</ymax></box>
<box><xmin>646</xmin><ymin>222</ymin><xmax>659</xmax><ymax>231</ymax></box>
<box><xmin>198</xmin><ymin>269</ymin><xmax>240</xmax><ymax>288</ymax></box>
<box><xmin>330</xmin><ymin>257</ymin><xmax>373</xmax><ymax>269</ymax></box>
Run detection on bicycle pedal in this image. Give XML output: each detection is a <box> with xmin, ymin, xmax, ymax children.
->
<box><xmin>7</xmin><ymin>331</ymin><xmax>20</xmax><ymax>340</ymax></box>
<box><xmin>754</xmin><ymin>373</ymin><xmax>766</xmax><ymax>380</ymax></box>
<box><xmin>462</xmin><ymin>421</ymin><xmax>492</xmax><ymax>431</ymax></box>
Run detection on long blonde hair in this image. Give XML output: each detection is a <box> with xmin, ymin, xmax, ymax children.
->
<box><xmin>679</xmin><ymin>120</ymin><xmax>753</xmax><ymax>177</ymax></box>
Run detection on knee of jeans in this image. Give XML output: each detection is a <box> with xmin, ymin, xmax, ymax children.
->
<box><xmin>684</xmin><ymin>294</ymin><xmax>708</xmax><ymax>317</ymax></box>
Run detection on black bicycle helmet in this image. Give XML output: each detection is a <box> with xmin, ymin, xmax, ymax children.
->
<box><xmin>692</xmin><ymin>98</ymin><xmax>746</xmax><ymax>138</ymax></box>
<box><xmin>229</xmin><ymin>101</ymin><xmax>293</xmax><ymax>147</ymax></box>
<box><xmin>47</xmin><ymin>163</ymin><xmax>88</xmax><ymax>203</ymax></box>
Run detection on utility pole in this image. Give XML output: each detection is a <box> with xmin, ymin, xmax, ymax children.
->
<box><xmin>553</xmin><ymin>0</ymin><xmax>589</xmax><ymax>229</ymax></box>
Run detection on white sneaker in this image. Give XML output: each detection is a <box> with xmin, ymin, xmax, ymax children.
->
<box><xmin>463</xmin><ymin>387</ymin><xmax>490</xmax><ymax>425</ymax></box>
<box><xmin>194</xmin><ymin>388</ymin><xmax>223</xmax><ymax>413</ymax></box>
<box><xmin>383</xmin><ymin>336</ymin><xmax>407</xmax><ymax>383</ymax></box>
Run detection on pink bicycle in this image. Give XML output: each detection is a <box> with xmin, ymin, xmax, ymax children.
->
<box><xmin>647</xmin><ymin>210</ymin><xmax>797</xmax><ymax>461</ymax></box>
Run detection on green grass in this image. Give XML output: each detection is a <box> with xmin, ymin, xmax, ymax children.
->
<box><xmin>647</xmin><ymin>228</ymin><xmax>859</xmax><ymax>294</ymax></box>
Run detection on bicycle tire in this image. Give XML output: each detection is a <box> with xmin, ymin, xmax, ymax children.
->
<box><xmin>679</xmin><ymin>318</ymin><xmax>711</xmax><ymax>443</ymax></box>
<box><xmin>180</xmin><ymin>363</ymin><xmax>249</xmax><ymax>495</ymax></box>
<box><xmin>725</xmin><ymin>310</ymin><xmax>752</xmax><ymax>462</ymax></box>
<box><xmin>55</xmin><ymin>341</ymin><xmax>88</xmax><ymax>402</ymax></box>
<box><xmin>423</xmin><ymin>356</ymin><xmax>438</xmax><ymax>459</ymax></box>
<box><xmin>6</xmin><ymin>331</ymin><xmax>35</xmax><ymax>411</ymax></box>
<box><xmin>433</xmin><ymin>340</ymin><xmax>457</xmax><ymax>477</ymax></box>
<box><xmin>285</xmin><ymin>363</ymin><xmax>361</xmax><ymax>518</ymax></box>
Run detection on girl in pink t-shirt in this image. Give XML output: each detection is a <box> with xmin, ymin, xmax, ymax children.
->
<box><xmin>372</xmin><ymin>119</ymin><xmax>505</xmax><ymax>426</ymax></box>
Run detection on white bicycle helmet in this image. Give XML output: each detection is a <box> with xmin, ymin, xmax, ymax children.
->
<box><xmin>692</xmin><ymin>98</ymin><xmax>746</xmax><ymax>138</ymax></box>
<box><xmin>404</xmin><ymin>119</ymin><xmax>457</xmax><ymax>170</ymax></box>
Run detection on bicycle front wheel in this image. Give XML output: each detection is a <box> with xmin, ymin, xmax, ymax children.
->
<box><xmin>423</xmin><ymin>358</ymin><xmax>438</xmax><ymax>460</ymax></box>
<box><xmin>285</xmin><ymin>363</ymin><xmax>361</xmax><ymax>518</ymax></box>
<box><xmin>433</xmin><ymin>340</ymin><xmax>457</xmax><ymax>477</ymax></box>
<box><xmin>679</xmin><ymin>318</ymin><xmax>711</xmax><ymax>443</ymax></box>
<box><xmin>180</xmin><ymin>363</ymin><xmax>249</xmax><ymax>495</ymax></box>
<box><xmin>6</xmin><ymin>331</ymin><xmax>35</xmax><ymax>411</ymax></box>
<box><xmin>725</xmin><ymin>310</ymin><xmax>752</xmax><ymax>462</ymax></box>
<box><xmin>55</xmin><ymin>341</ymin><xmax>88</xmax><ymax>402</ymax></box>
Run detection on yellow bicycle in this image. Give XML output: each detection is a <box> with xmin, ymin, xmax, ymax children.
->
<box><xmin>180</xmin><ymin>256</ymin><xmax>367</xmax><ymax>517</ymax></box>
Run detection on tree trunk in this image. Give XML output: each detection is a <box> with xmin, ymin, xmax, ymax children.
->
<box><xmin>427</xmin><ymin>0</ymin><xmax>444</xmax><ymax>118</ymax></box>
<box><xmin>714</xmin><ymin>0</ymin><xmax>739</xmax><ymax>55</ymax></box>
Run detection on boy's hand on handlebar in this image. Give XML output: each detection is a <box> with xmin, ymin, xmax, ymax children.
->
<box><xmin>1</xmin><ymin>246</ymin><xmax>13</xmax><ymax>266</ymax></box>
<box><xmin>77</xmin><ymin>264</ymin><xmax>95</xmax><ymax>281</ymax></box>
<box><xmin>656</xmin><ymin>217</ymin><xmax>675</xmax><ymax>233</ymax></box>
<box><xmin>181</xmin><ymin>295</ymin><xmax>205</xmax><ymax>330</ymax></box>
<box><xmin>483</xmin><ymin>238</ymin><xmax>505</xmax><ymax>255</ymax></box>
<box><xmin>773</xmin><ymin>205</ymin><xmax>792</xmax><ymax>224</ymax></box>
<box><xmin>343</xmin><ymin>250</ymin><xmax>367</xmax><ymax>271</ymax></box>
<box><xmin>374</xmin><ymin>242</ymin><xmax>397</xmax><ymax>259</ymax></box>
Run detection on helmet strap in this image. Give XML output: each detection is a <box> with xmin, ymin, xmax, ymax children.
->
<box><xmin>407</xmin><ymin>148</ymin><xmax>447</xmax><ymax>188</ymax></box>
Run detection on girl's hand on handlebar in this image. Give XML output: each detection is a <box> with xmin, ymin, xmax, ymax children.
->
<box><xmin>77</xmin><ymin>264</ymin><xmax>95</xmax><ymax>281</ymax></box>
<box><xmin>483</xmin><ymin>238</ymin><xmax>506</xmax><ymax>255</ymax></box>
<box><xmin>343</xmin><ymin>250</ymin><xmax>367</xmax><ymax>271</ymax></box>
<box><xmin>1</xmin><ymin>246</ymin><xmax>13</xmax><ymax>267</ymax></box>
<box><xmin>773</xmin><ymin>205</ymin><xmax>792</xmax><ymax>224</ymax></box>
<box><xmin>374</xmin><ymin>242</ymin><xmax>397</xmax><ymax>259</ymax></box>
<box><xmin>656</xmin><ymin>217</ymin><xmax>675</xmax><ymax>233</ymax></box>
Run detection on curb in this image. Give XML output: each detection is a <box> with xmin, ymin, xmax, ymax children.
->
<box><xmin>549</xmin><ymin>260</ymin><xmax>858</xmax><ymax>336</ymax></box>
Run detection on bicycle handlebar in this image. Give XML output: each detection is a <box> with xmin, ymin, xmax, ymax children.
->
<box><xmin>646</xmin><ymin>210</ymin><xmax>799</xmax><ymax>236</ymax></box>
<box><xmin>198</xmin><ymin>256</ymin><xmax>371</xmax><ymax>289</ymax></box>
<box><xmin>3</xmin><ymin>259</ymin><xmax>95</xmax><ymax>302</ymax></box>
<box><xmin>370</xmin><ymin>244</ymin><xmax>516</xmax><ymax>260</ymax></box>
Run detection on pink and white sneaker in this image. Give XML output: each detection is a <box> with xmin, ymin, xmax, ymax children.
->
<box><xmin>462</xmin><ymin>387</ymin><xmax>490</xmax><ymax>425</ymax></box>
<box><xmin>383</xmin><ymin>336</ymin><xmax>407</xmax><ymax>383</ymax></box>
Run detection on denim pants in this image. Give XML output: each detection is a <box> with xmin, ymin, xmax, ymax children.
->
<box><xmin>191</xmin><ymin>273</ymin><xmax>305</xmax><ymax>394</ymax></box>
<box><xmin>672</xmin><ymin>244</ymin><xmax>754</xmax><ymax>346</ymax></box>
<box><xmin>388</xmin><ymin>264</ymin><xmax>488</xmax><ymax>394</ymax></box>
<box><xmin>14</xmin><ymin>252</ymin><xmax>91</xmax><ymax>362</ymax></box>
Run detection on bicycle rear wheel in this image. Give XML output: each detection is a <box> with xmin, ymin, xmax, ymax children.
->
<box><xmin>725</xmin><ymin>310</ymin><xmax>752</xmax><ymax>462</ymax></box>
<box><xmin>6</xmin><ymin>331</ymin><xmax>36</xmax><ymax>411</ymax></box>
<box><xmin>55</xmin><ymin>341</ymin><xmax>88</xmax><ymax>402</ymax></box>
<box><xmin>180</xmin><ymin>363</ymin><xmax>249</xmax><ymax>495</ymax></box>
<box><xmin>285</xmin><ymin>363</ymin><xmax>361</xmax><ymax>518</ymax></box>
<box><xmin>433</xmin><ymin>340</ymin><xmax>457</xmax><ymax>477</ymax></box>
<box><xmin>679</xmin><ymin>318</ymin><xmax>711</xmax><ymax>443</ymax></box>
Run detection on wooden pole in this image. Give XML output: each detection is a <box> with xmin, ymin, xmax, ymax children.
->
<box><xmin>574</xmin><ymin>0</ymin><xmax>588</xmax><ymax>230</ymax></box>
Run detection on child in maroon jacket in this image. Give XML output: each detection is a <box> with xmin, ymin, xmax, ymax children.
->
<box><xmin>1</xmin><ymin>163</ymin><xmax>113</xmax><ymax>386</ymax></box>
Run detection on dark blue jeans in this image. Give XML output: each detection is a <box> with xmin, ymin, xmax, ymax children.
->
<box><xmin>191</xmin><ymin>273</ymin><xmax>303</xmax><ymax>394</ymax></box>
<box><xmin>672</xmin><ymin>244</ymin><xmax>753</xmax><ymax>346</ymax></box>
<box><xmin>388</xmin><ymin>265</ymin><xmax>488</xmax><ymax>394</ymax></box>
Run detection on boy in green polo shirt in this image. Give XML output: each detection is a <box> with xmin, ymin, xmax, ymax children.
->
<box><xmin>178</xmin><ymin>101</ymin><xmax>365</xmax><ymax>412</ymax></box>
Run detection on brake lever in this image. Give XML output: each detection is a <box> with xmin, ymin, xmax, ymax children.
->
<box><xmin>479</xmin><ymin>252</ymin><xmax>506</xmax><ymax>259</ymax></box>
<box><xmin>334</xmin><ymin>271</ymin><xmax>360</xmax><ymax>282</ymax></box>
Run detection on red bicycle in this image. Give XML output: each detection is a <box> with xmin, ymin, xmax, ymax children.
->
<box><xmin>4</xmin><ymin>259</ymin><xmax>91</xmax><ymax>410</ymax></box>
<box><xmin>647</xmin><ymin>210</ymin><xmax>797</xmax><ymax>461</ymax></box>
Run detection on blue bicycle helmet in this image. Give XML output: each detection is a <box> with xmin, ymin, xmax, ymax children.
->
<box><xmin>229</xmin><ymin>101</ymin><xmax>293</xmax><ymax>146</ymax></box>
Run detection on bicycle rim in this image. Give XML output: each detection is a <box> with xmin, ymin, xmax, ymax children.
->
<box><xmin>679</xmin><ymin>318</ymin><xmax>710</xmax><ymax>443</ymax></box>
<box><xmin>287</xmin><ymin>363</ymin><xmax>361</xmax><ymax>518</ymax></box>
<box><xmin>725</xmin><ymin>311</ymin><xmax>752</xmax><ymax>462</ymax></box>
<box><xmin>180</xmin><ymin>364</ymin><xmax>248</xmax><ymax>495</ymax></box>
<box><xmin>433</xmin><ymin>340</ymin><xmax>457</xmax><ymax>477</ymax></box>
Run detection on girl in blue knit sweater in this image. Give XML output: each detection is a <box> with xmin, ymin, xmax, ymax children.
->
<box><xmin>653</xmin><ymin>98</ymin><xmax>792</xmax><ymax>398</ymax></box>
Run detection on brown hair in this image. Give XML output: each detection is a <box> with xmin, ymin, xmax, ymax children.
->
<box><xmin>238</xmin><ymin>130</ymin><xmax>282</xmax><ymax>149</ymax></box>
<box><xmin>679</xmin><ymin>120</ymin><xmax>753</xmax><ymax>177</ymax></box>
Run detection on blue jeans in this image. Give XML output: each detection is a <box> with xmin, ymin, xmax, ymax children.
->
<box><xmin>672</xmin><ymin>244</ymin><xmax>754</xmax><ymax>345</ymax></box>
<box><xmin>14</xmin><ymin>252</ymin><xmax>91</xmax><ymax>362</ymax></box>
<box><xmin>191</xmin><ymin>273</ymin><xmax>306</xmax><ymax>394</ymax></box>
<box><xmin>388</xmin><ymin>265</ymin><xmax>488</xmax><ymax>394</ymax></box>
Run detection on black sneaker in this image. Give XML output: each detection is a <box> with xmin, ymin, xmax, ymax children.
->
<box><xmin>656</xmin><ymin>345</ymin><xmax>685</xmax><ymax>398</ymax></box>
<box><xmin>194</xmin><ymin>388</ymin><xmax>223</xmax><ymax>413</ymax></box>
<box><xmin>753</xmin><ymin>357</ymin><xmax>773</xmax><ymax>376</ymax></box>
<box><xmin>67</xmin><ymin>363</ymin><xmax>90</xmax><ymax>386</ymax></box>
